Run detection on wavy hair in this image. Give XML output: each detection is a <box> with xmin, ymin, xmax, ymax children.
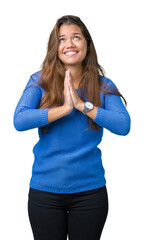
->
<box><xmin>29</xmin><ymin>15</ymin><xmax>127</xmax><ymax>132</ymax></box>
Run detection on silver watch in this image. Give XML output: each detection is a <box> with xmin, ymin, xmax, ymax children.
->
<box><xmin>82</xmin><ymin>102</ymin><xmax>94</xmax><ymax>115</ymax></box>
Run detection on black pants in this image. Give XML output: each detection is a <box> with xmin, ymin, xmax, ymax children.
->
<box><xmin>28</xmin><ymin>185</ymin><xmax>108</xmax><ymax>240</ymax></box>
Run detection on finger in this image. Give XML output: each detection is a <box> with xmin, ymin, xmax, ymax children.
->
<box><xmin>67</xmin><ymin>69</ymin><xmax>70</xmax><ymax>79</ymax></box>
<box><xmin>67</xmin><ymin>70</ymin><xmax>74</xmax><ymax>91</ymax></box>
<box><xmin>69</xmin><ymin>77</ymin><xmax>74</xmax><ymax>89</ymax></box>
<box><xmin>64</xmin><ymin>71</ymin><xmax>66</xmax><ymax>90</ymax></box>
<box><xmin>65</xmin><ymin>70</ymin><xmax>68</xmax><ymax>81</ymax></box>
<box><xmin>67</xmin><ymin>70</ymin><xmax>74</xmax><ymax>88</ymax></box>
<box><xmin>64</xmin><ymin>70</ymin><xmax>68</xmax><ymax>87</ymax></box>
<box><xmin>66</xmin><ymin>71</ymin><xmax>71</xmax><ymax>89</ymax></box>
<box><xmin>67</xmin><ymin>69</ymin><xmax>72</xmax><ymax>85</ymax></box>
<box><xmin>66</xmin><ymin>71</ymin><xmax>70</xmax><ymax>92</ymax></box>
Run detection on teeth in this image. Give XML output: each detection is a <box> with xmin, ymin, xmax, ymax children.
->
<box><xmin>65</xmin><ymin>51</ymin><xmax>77</xmax><ymax>56</ymax></box>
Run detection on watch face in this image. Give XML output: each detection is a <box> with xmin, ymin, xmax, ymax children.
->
<box><xmin>86</xmin><ymin>102</ymin><xmax>93</xmax><ymax>108</ymax></box>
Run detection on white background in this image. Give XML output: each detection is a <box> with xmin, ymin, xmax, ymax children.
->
<box><xmin>1</xmin><ymin>0</ymin><xmax>144</xmax><ymax>239</ymax></box>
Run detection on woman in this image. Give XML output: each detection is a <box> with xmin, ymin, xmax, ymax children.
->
<box><xmin>13</xmin><ymin>15</ymin><xmax>131</xmax><ymax>240</ymax></box>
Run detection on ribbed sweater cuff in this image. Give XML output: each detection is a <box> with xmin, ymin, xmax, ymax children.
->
<box><xmin>93</xmin><ymin>107</ymin><xmax>105</xmax><ymax>126</ymax></box>
<box><xmin>40</xmin><ymin>108</ymin><xmax>49</xmax><ymax>126</ymax></box>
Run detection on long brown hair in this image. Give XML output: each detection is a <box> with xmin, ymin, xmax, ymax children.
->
<box><xmin>29</xmin><ymin>15</ymin><xmax>127</xmax><ymax>132</ymax></box>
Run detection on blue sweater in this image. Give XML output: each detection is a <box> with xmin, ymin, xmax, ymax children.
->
<box><xmin>13</xmin><ymin>71</ymin><xmax>131</xmax><ymax>194</ymax></box>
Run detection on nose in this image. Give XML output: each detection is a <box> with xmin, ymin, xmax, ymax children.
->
<box><xmin>66</xmin><ymin>38</ymin><xmax>75</xmax><ymax>48</ymax></box>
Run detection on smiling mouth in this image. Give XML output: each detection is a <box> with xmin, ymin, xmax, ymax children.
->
<box><xmin>64</xmin><ymin>51</ymin><xmax>79</xmax><ymax>56</ymax></box>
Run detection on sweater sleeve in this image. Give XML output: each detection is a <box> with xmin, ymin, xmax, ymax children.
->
<box><xmin>92</xmin><ymin>78</ymin><xmax>131</xmax><ymax>136</ymax></box>
<box><xmin>13</xmin><ymin>75</ymin><xmax>51</xmax><ymax>131</ymax></box>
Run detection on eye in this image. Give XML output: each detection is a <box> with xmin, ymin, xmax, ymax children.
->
<box><xmin>73</xmin><ymin>36</ymin><xmax>80</xmax><ymax>40</ymax></box>
<box><xmin>59</xmin><ymin>36</ymin><xmax>80</xmax><ymax>43</ymax></box>
<box><xmin>59</xmin><ymin>38</ymin><xmax>65</xmax><ymax>43</ymax></box>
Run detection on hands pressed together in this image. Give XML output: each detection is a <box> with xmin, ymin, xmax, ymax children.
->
<box><xmin>63</xmin><ymin>69</ymin><xmax>84</xmax><ymax>112</ymax></box>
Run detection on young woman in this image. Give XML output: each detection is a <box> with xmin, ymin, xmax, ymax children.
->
<box><xmin>13</xmin><ymin>15</ymin><xmax>131</xmax><ymax>240</ymax></box>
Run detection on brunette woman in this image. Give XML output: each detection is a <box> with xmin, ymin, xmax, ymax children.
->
<box><xmin>14</xmin><ymin>15</ymin><xmax>131</xmax><ymax>240</ymax></box>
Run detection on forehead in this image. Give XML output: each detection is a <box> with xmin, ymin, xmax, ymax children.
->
<box><xmin>59</xmin><ymin>24</ymin><xmax>83</xmax><ymax>36</ymax></box>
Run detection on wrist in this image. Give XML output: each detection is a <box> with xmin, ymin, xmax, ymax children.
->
<box><xmin>75</xmin><ymin>101</ymin><xmax>85</xmax><ymax>112</ymax></box>
<box><xmin>62</xmin><ymin>105</ymin><xmax>73</xmax><ymax>115</ymax></box>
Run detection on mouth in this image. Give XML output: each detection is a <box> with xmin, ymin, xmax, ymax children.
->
<box><xmin>64</xmin><ymin>51</ymin><xmax>79</xmax><ymax>57</ymax></box>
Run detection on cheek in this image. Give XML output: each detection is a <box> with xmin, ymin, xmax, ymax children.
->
<box><xmin>84</xmin><ymin>46</ymin><xmax>87</xmax><ymax>55</ymax></box>
<box><xmin>81</xmin><ymin>45</ymin><xmax>87</xmax><ymax>59</ymax></box>
<box><xmin>79</xmin><ymin>41</ymin><xmax>87</xmax><ymax>57</ymax></box>
<box><xmin>58</xmin><ymin>46</ymin><xmax>62</xmax><ymax>57</ymax></box>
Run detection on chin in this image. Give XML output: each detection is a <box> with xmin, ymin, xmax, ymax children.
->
<box><xmin>59</xmin><ymin>55</ymin><xmax>84</xmax><ymax>66</ymax></box>
<box><xmin>62</xmin><ymin>59</ymin><xmax>83</xmax><ymax>66</ymax></box>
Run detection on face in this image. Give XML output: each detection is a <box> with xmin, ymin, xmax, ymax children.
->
<box><xmin>58</xmin><ymin>24</ymin><xmax>87</xmax><ymax>68</ymax></box>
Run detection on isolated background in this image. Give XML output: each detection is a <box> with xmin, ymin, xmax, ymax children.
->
<box><xmin>1</xmin><ymin>0</ymin><xmax>143</xmax><ymax>239</ymax></box>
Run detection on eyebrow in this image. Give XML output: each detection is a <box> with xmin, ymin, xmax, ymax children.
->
<box><xmin>59</xmin><ymin>33</ymin><xmax>81</xmax><ymax>38</ymax></box>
